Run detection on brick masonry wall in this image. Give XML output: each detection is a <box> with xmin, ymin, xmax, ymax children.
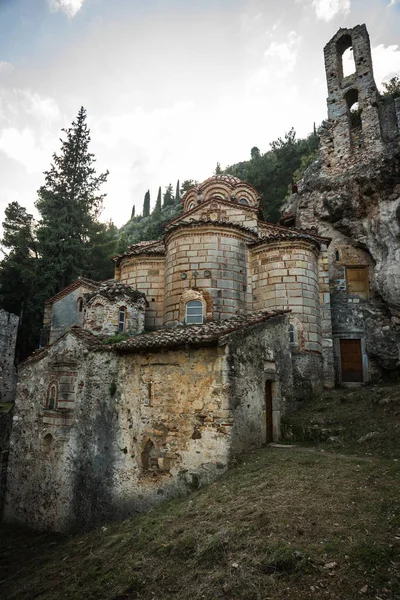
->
<box><xmin>164</xmin><ymin>226</ymin><xmax>252</xmax><ymax>324</ymax></box>
<box><xmin>119</xmin><ymin>257</ymin><xmax>165</xmax><ymax>330</ymax></box>
<box><xmin>251</xmin><ymin>241</ymin><xmax>322</xmax><ymax>352</ymax></box>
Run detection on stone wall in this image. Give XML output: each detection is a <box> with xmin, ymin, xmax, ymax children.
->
<box><xmin>119</xmin><ymin>256</ymin><xmax>165</xmax><ymax>330</ymax></box>
<box><xmin>84</xmin><ymin>294</ymin><xmax>146</xmax><ymax>336</ymax></box>
<box><xmin>164</xmin><ymin>226</ymin><xmax>253</xmax><ymax>324</ymax></box>
<box><xmin>49</xmin><ymin>283</ymin><xmax>96</xmax><ymax>344</ymax></box>
<box><xmin>5</xmin><ymin>314</ymin><xmax>292</xmax><ymax>531</ymax></box>
<box><xmin>0</xmin><ymin>309</ymin><xmax>19</xmax><ymax>519</ymax></box>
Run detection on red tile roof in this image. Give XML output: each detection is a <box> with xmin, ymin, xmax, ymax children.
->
<box><xmin>45</xmin><ymin>277</ymin><xmax>99</xmax><ymax>305</ymax></box>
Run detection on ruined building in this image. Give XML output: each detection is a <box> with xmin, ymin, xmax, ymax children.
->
<box><xmin>0</xmin><ymin>309</ymin><xmax>18</xmax><ymax>517</ymax></box>
<box><xmin>4</xmin><ymin>24</ymin><xmax>400</xmax><ymax>531</ymax></box>
<box><xmin>283</xmin><ymin>24</ymin><xmax>400</xmax><ymax>382</ymax></box>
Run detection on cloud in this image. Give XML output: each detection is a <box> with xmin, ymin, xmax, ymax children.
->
<box><xmin>47</xmin><ymin>0</ymin><xmax>85</xmax><ymax>18</ymax></box>
<box><xmin>311</xmin><ymin>0</ymin><xmax>350</xmax><ymax>21</ymax></box>
<box><xmin>0</xmin><ymin>62</ymin><xmax>13</xmax><ymax>73</ymax></box>
<box><xmin>389</xmin><ymin>0</ymin><xmax>399</xmax><ymax>5</ymax></box>
<box><xmin>372</xmin><ymin>44</ymin><xmax>400</xmax><ymax>87</ymax></box>
<box><xmin>263</xmin><ymin>31</ymin><xmax>301</xmax><ymax>78</ymax></box>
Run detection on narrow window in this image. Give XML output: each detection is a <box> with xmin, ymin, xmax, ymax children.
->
<box><xmin>239</xmin><ymin>197</ymin><xmax>249</xmax><ymax>205</ymax></box>
<box><xmin>77</xmin><ymin>297</ymin><xmax>83</xmax><ymax>312</ymax></box>
<box><xmin>289</xmin><ymin>324</ymin><xmax>296</xmax><ymax>345</ymax></box>
<box><xmin>42</xmin><ymin>433</ymin><xmax>54</xmax><ymax>453</ymax></box>
<box><xmin>48</xmin><ymin>384</ymin><xmax>57</xmax><ymax>410</ymax></box>
<box><xmin>335</xmin><ymin>250</ymin><xmax>340</xmax><ymax>261</ymax></box>
<box><xmin>118</xmin><ymin>307</ymin><xmax>126</xmax><ymax>333</ymax></box>
<box><xmin>185</xmin><ymin>300</ymin><xmax>203</xmax><ymax>325</ymax></box>
<box><xmin>342</xmin><ymin>46</ymin><xmax>356</xmax><ymax>78</ymax></box>
<box><xmin>345</xmin><ymin>89</ymin><xmax>362</xmax><ymax>129</ymax></box>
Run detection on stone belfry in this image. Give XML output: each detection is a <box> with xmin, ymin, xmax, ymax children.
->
<box><xmin>320</xmin><ymin>24</ymin><xmax>383</xmax><ymax>171</ymax></box>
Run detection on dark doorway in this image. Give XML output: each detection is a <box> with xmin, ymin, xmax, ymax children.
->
<box><xmin>265</xmin><ymin>381</ymin><xmax>273</xmax><ymax>443</ymax></box>
<box><xmin>340</xmin><ymin>339</ymin><xmax>363</xmax><ymax>382</ymax></box>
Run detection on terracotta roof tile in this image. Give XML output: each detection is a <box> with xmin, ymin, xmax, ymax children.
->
<box><xmin>112</xmin><ymin>240</ymin><xmax>165</xmax><ymax>262</ymax></box>
<box><xmin>111</xmin><ymin>309</ymin><xmax>289</xmax><ymax>353</ymax></box>
<box><xmin>164</xmin><ymin>218</ymin><xmax>258</xmax><ymax>238</ymax></box>
<box><xmin>45</xmin><ymin>277</ymin><xmax>99</xmax><ymax>305</ymax></box>
<box><xmin>85</xmin><ymin>280</ymin><xmax>147</xmax><ymax>303</ymax></box>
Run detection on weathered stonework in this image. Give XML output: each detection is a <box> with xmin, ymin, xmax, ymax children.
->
<box><xmin>283</xmin><ymin>24</ymin><xmax>400</xmax><ymax>382</ymax></box>
<box><xmin>0</xmin><ymin>309</ymin><xmax>19</xmax><ymax>518</ymax></box>
<box><xmin>5</xmin><ymin>312</ymin><xmax>292</xmax><ymax>531</ymax></box>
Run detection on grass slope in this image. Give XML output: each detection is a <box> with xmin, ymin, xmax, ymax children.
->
<box><xmin>1</xmin><ymin>385</ymin><xmax>399</xmax><ymax>600</ymax></box>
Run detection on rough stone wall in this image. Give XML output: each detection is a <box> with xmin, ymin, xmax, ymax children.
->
<box><xmin>227</xmin><ymin>315</ymin><xmax>293</xmax><ymax>452</ymax></box>
<box><xmin>164</xmin><ymin>227</ymin><xmax>252</xmax><ymax>324</ymax></box>
<box><xmin>321</xmin><ymin>24</ymin><xmax>384</xmax><ymax>175</ymax></box>
<box><xmin>0</xmin><ymin>309</ymin><xmax>19</xmax><ymax>519</ymax></box>
<box><xmin>119</xmin><ymin>257</ymin><xmax>165</xmax><ymax>330</ymax></box>
<box><xmin>282</xmin><ymin>24</ymin><xmax>400</xmax><ymax>380</ymax></box>
<box><xmin>5</xmin><ymin>315</ymin><xmax>291</xmax><ymax>531</ymax></box>
<box><xmin>83</xmin><ymin>294</ymin><xmax>146</xmax><ymax>336</ymax></box>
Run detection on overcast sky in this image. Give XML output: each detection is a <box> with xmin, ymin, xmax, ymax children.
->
<box><xmin>0</xmin><ymin>0</ymin><xmax>399</xmax><ymax>229</ymax></box>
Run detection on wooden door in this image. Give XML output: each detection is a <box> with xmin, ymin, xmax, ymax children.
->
<box><xmin>340</xmin><ymin>339</ymin><xmax>363</xmax><ymax>382</ymax></box>
<box><xmin>265</xmin><ymin>381</ymin><xmax>273</xmax><ymax>443</ymax></box>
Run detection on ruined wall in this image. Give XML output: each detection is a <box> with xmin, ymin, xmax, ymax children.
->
<box><xmin>5</xmin><ymin>315</ymin><xmax>291</xmax><ymax>532</ymax></box>
<box><xmin>164</xmin><ymin>226</ymin><xmax>253</xmax><ymax>324</ymax></box>
<box><xmin>227</xmin><ymin>315</ymin><xmax>293</xmax><ymax>453</ymax></box>
<box><xmin>84</xmin><ymin>295</ymin><xmax>146</xmax><ymax>336</ymax></box>
<box><xmin>0</xmin><ymin>309</ymin><xmax>19</xmax><ymax>518</ymax></box>
<box><xmin>282</xmin><ymin>24</ymin><xmax>400</xmax><ymax>381</ymax></box>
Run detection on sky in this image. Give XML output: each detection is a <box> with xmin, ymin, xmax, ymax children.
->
<box><xmin>0</xmin><ymin>0</ymin><xmax>400</xmax><ymax>229</ymax></box>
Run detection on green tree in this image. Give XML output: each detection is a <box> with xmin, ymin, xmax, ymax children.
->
<box><xmin>35</xmin><ymin>106</ymin><xmax>109</xmax><ymax>295</ymax></box>
<box><xmin>162</xmin><ymin>183</ymin><xmax>174</xmax><ymax>208</ymax></box>
<box><xmin>214</xmin><ymin>162</ymin><xmax>222</xmax><ymax>175</ymax></box>
<box><xmin>175</xmin><ymin>179</ymin><xmax>181</xmax><ymax>205</ymax></box>
<box><xmin>142</xmin><ymin>190</ymin><xmax>150</xmax><ymax>217</ymax></box>
<box><xmin>381</xmin><ymin>75</ymin><xmax>400</xmax><ymax>99</ymax></box>
<box><xmin>131</xmin><ymin>204</ymin><xmax>135</xmax><ymax>219</ymax></box>
<box><xmin>0</xmin><ymin>202</ymin><xmax>41</xmax><ymax>359</ymax></box>
<box><xmin>180</xmin><ymin>179</ymin><xmax>198</xmax><ymax>195</ymax></box>
<box><xmin>153</xmin><ymin>186</ymin><xmax>162</xmax><ymax>216</ymax></box>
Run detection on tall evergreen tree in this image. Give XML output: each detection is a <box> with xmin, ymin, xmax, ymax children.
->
<box><xmin>153</xmin><ymin>186</ymin><xmax>162</xmax><ymax>216</ymax></box>
<box><xmin>131</xmin><ymin>204</ymin><xmax>136</xmax><ymax>219</ymax></box>
<box><xmin>35</xmin><ymin>106</ymin><xmax>109</xmax><ymax>295</ymax></box>
<box><xmin>142</xmin><ymin>190</ymin><xmax>150</xmax><ymax>217</ymax></box>
<box><xmin>175</xmin><ymin>179</ymin><xmax>180</xmax><ymax>205</ymax></box>
<box><xmin>214</xmin><ymin>162</ymin><xmax>222</xmax><ymax>174</ymax></box>
<box><xmin>162</xmin><ymin>183</ymin><xmax>174</xmax><ymax>208</ymax></box>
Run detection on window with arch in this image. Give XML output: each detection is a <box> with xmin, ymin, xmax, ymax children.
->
<box><xmin>118</xmin><ymin>307</ymin><xmax>126</xmax><ymax>333</ymax></box>
<box><xmin>185</xmin><ymin>300</ymin><xmax>204</xmax><ymax>325</ymax></box>
<box><xmin>336</xmin><ymin>34</ymin><xmax>355</xmax><ymax>80</ymax></box>
<box><xmin>345</xmin><ymin>88</ymin><xmax>362</xmax><ymax>129</ymax></box>
<box><xmin>47</xmin><ymin>383</ymin><xmax>57</xmax><ymax>410</ymax></box>
<box><xmin>239</xmin><ymin>197</ymin><xmax>249</xmax><ymax>205</ymax></box>
<box><xmin>77</xmin><ymin>297</ymin><xmax>83</xmax><ymax>313</ymax></box>
<box><xmin>188</xmin><ymin>201</ymin><xmax>195</xmax><ymax>210</ymax></box>
<box><xmin>289</xmin><ymin>324</ymin><xmax>296</xmax><ymax>345</ymax></box>
<box><xmin>42</xmin><ymin>433</ymin><xmax>54</xmax><ymax>454</ymax></box>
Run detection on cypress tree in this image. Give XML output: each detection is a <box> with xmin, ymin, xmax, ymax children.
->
<box><xmin>131</xmin><ymin>204</ymin><xmax>136</xmax><ymax>219</ymax></box>
<box><xmin>153</xmin><ymin>186</ymin><xmax>162</xmax><ymax>216</ymax></box>
<box><xmin>142</xmin><ymin>190</ymin><xmax>150</xmax><ymax>217</ymax></box>
<box><xmin>162</xmin><ymin>183</ymin><xmax>174</xmax><ymax>208</ymax></box>
<box><xmin>175</xmin><ymin>179</ymin><xmax>180</xmax><ymax>204</ymax></box>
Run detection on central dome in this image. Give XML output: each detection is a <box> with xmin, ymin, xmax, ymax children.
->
<box><xmin>182</xmin><ymin>174</ymin><xmax>261</xmax><ymax>212</ymax></box>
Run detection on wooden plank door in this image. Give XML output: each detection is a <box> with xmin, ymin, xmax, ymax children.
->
<box><xmin>265</xmin><ymin>381</ymin><xmax>273</xmax><ymax>443</ymax></box>
<box><xmin>340</xmin><ymin>339</ymin><xmax>363</xmax><ymax>382</ymax></box>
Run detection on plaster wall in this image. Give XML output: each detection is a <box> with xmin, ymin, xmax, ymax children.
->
<box><xmin>49</xmin><ymin>285</ymin><xmax>93</xmax><ymax>343</ymax></box>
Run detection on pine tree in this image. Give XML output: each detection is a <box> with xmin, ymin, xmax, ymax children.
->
<box><xmin>143</xmin><ymin>190</ymin><xmax>150</xmax><ymax>217</ymax></box>
<box><xmin>175</xmin><ymin>179</ymin><xmax>180</xmax><ymax>205</ymax></box>
<box><xmin>35</xmin><ymin>106</ymin><xmax>109</xmax><ymax>295</ymax></box>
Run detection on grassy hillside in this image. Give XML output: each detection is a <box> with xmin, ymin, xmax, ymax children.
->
<box><xmin>1</xmin><ymin>384</ymin><xmax>399</xmax><ymax>600</ymax></box>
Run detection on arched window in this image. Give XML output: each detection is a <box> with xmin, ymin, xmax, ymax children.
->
<box><xmin>289</xmin><ymin>324</ymin><xmax>296</xmax><ymax>345</ymax></box>
<box><xmin>342</xmin><ymin>46</ymin><xmax>356</xmax><ymax>77</ymax></box>
<box><xmin>42</xmin><ymin>433</ymin><xmax>54</xmax><ymax>454</ymax></box>
<box><xmin>118</xmin><ymin>307</ymin><xmax>126</xmax><ymax>333</ymax></box>
<box><xmin>188</xmin><ymin>201</ymin><xmax>195</xmax><ymax>210</ymax></box>
<box><xmin>345</xmin><ymin>88</ymin><xmax>362</xmax><ymax>129</ymax></box>
<box><xmin>77</xmin><ymin>297</ymin><xmax>83</xmax><ymax>312</ymax></box>
<box><xmin>239</xmin><ymin>197</ymin><xmax>249</xmax><ymax>205</ymax></box>
<box><xmin>336</xmin><ymin>34</ymin><xmax>355</xmax><ymax>80</ymax></box>
<box><xmin>47</xmin><ymin>383</ymin><xmax>57</xmax><ymax>410</ymax></box>
<box><xmin>185</xmin><ymin>300</ymin><xmax>203</xmax><ymax>325</ymax></box>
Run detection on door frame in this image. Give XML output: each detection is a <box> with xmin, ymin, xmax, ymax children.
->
<box><xmin>334</xmin><ymin>334</ymin><xmax>368</xmax><ymax>384</ymax></box>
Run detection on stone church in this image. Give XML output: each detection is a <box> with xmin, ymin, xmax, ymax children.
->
<box><xmin>4</xmin><ymin>24</ymin><xmax>400</xmax><ymax>531</ymax></box>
